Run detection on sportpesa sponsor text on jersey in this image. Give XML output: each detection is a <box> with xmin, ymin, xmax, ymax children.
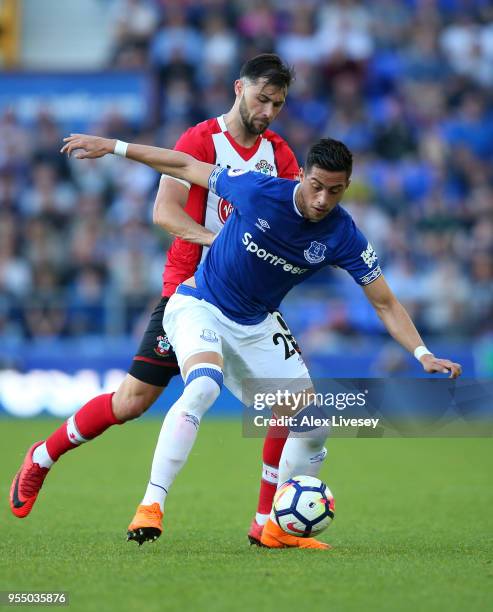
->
<box><xmin>192</xmin><ymin>168</ymin><xmax>382</xmax><ymax>324</ymax></box>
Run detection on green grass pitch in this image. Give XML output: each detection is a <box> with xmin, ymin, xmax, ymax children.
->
<box><xmin>1</xmin><ymin>419</ymin><xmax>492</xmax><ymax>612</ymax></box>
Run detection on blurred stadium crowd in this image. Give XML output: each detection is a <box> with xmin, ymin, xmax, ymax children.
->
<box><xmin>0</xmin><ymin>0</ymin><xmax>492</xmax><ymax>349</ymax></box>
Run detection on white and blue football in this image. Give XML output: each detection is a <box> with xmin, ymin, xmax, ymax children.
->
<box><xmin>273</xmin><ymin>475</ymin><xmax>335</xmax><ymax>537</ymax></box>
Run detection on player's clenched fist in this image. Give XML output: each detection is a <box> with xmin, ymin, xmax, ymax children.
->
<box><xmin>60</xmin><ymin>134</ymin><xmax>115</xmax><ymax>159</ymax></box>
<box><xmin>419</xmin><ymin>354</ymin><xmax>462</xmax><ymax>378</ymax></box>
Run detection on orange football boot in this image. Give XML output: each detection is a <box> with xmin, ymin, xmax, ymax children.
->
<box><xmin>260</xmin><ymin>518</ymin><xmax>331</xmax><ymax>549</ymax></box>
<box><xmin>127</xmin><ymin>503</ymin><xmax>163</xmax><ymax>546</ymax></box>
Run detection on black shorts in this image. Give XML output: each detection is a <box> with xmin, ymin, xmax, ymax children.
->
<box><xmin>129</xmin><ymin>297</ymin><xmax>180</xmax><ymax>387</ymax></box>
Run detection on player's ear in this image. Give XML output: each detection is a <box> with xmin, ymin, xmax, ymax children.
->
<box><xmin>299</xmin><ymin>167</ymin><xmax>305</xmax><ymax>182</ymax></box>
<box><xmin>234</xmin><ymin>79</ymin><xmax>243</xmax><ymax>97</ymax></box>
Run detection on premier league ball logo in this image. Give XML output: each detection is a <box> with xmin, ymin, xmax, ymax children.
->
<box><xmin>304</xmin><ymin>241</ymin><xmax>327</xmax><ymax>264</ymax></box>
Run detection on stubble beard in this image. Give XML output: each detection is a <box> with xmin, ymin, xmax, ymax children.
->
<box><xmin>239</xmin><ymin>97</ymin><xmax>267</xmax><ymax>136</ymax></box>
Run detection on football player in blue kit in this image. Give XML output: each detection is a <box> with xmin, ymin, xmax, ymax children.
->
<box><xmin>61</xmin><ymin>133</ymin><xmax>462</xmax><ymax>549</ymax></box>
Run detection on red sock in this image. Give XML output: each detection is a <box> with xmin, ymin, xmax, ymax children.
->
<box><xmin>256</xmin><ymin>424</ymin><xmax>289</xmax><ymax>517</ymax></box>
<box><xmin>45</xmin><ymin>393</ymin><xmax>121</xmax><ymax>461</ymax></box>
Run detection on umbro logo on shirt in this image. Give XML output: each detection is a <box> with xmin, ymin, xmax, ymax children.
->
<box><xmin>255</xmin><ymin>218</ymin><xmax>270</xmax><ymax>232</ymax></box>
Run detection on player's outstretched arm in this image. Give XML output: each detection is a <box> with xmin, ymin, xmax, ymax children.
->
<box><xmin>363</xmin><ymin>275</ymin><xmax>462</xmax><ymax>378</ymax></box>
<box><xmin>60</xmin><ymin>134</ymin><xmax>215</xmax><ymax>189</ymax></box>
<box><xmin>153</xmin><ymin>178</ymin><xmax>216</xmax><ymax>246</ymax></box>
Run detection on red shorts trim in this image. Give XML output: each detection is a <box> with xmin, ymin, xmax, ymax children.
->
<box><xmin>133</xmin><ymin>356</ymin><xmax>179</xmax><ymax>368</ymax></box>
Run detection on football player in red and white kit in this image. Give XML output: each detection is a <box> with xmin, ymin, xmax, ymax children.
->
<box><xmin>10</xmin><ymin>54</ymin><xmax>300</xmax><ymax>547</ymax></box>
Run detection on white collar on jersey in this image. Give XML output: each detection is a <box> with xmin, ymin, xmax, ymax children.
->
<box><xmin>292</xmin><ymin>183</ymin><xmax>303</xmax><ymax>217</ymax></box>
<box><xmin>217</xmin><ymin>115</ymin><xmax>228</xmax><ymax>132</ymax></box>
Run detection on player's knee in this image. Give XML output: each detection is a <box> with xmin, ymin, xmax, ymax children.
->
<box><xmin>181</xmin><ymin>364</ymin><xmax>223</xmax><ymax>417</ymax></box>
<box><xmin>188</xmin><ymin>377</ymin><xmax>221</xmax><ymax>407</ymax></box>
<box><xmin>183</xmin><ymin>375</ymin><xmax>222</xmax><ymax>411</ymax></box>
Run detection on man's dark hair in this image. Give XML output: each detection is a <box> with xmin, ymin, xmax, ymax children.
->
<box><xmin>306</xmin><ymin>138</ymin><xmax>353</xmax><ymax>178</ymax></box>
<box><xmin>239</xmin><ymin>54</ymin><xmax>294</xmax><ymax>90</ymax></box>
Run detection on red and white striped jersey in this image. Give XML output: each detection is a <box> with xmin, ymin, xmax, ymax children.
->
<box><xmin>162</xmin><ymin>115</ymin><xmax>299</xmax><ymax>297</ymax></box>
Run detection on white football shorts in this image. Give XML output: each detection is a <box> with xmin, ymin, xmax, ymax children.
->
<box><xmin>163</xmin><ymin>287</ymin><xmax>312</xmax><ymax>403</ymax></box>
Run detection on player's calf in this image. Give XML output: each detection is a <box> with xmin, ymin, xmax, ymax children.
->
<box><xmin>135</xmin><ymin>363</ymin><xmax>224</xmax><ymax>517</ymax></box>
<box><xmin>278</xmin><ymin>402</ymin><xmax>330</xmax><ymax>485</ymax></box>
<box><xmin>112</xmin><ymin>374</ymin><xmax>163</xmax><ymax>421</ymax></box>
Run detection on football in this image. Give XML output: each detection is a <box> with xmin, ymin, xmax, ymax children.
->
<box><xmin>273</xmin><ymin>475</ymin><xmax>335</xmax><ymax>537</ymax></box>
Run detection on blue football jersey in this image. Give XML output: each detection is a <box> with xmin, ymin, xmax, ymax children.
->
<box><xmin>192</xmin><ymin>168</ymin><xmax>382</xmax><ymax>324</ymax></box>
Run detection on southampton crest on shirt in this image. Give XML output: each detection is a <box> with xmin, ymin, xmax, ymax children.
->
<box><xmin>304</xmin><ymin>241</ymin><xmax>327</xmax><ymax>264</ymax></box>
<box><xmin>255</xmin><ymin>159</ymin><xmax>274</xmax><ymax>175</ymax></box>
<box><xmin>154</xmin><ymin>334</ymin><xmax>171</xmax><ymax>357</ymax></box>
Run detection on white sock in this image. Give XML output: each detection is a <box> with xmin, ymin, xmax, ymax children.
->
<box><xmin>278</xmin><ymin>436</ymin><xmax>328</xmax><ymax>484</ymax></box>
<box><xmin>32</xmin><ymin>443</ymin><xmax>54</xmax><ymax>469</ymax></box>
<box><xmin>255</xmin><ymin>513</ymin><xmax>269</xmax><ymax>526</ymax></box>
<box><xmin>141</xmin><ymin>408</ymin><xmax>200</xmax><ymax>510</ymax></box>
<box><xmin>271</xmin><ymin>436</ymin><xmax>327</xmax><ymax>522</ymax></box>
<box><xmin>141</xmin><ymin>364</ymin><xmax>222</xmax><ymax>511</ymax></box>
<box><xmin>254</xmin><ymin>462</ymin><xmax>279</xmax><ymax>524</ymax></box>
<box><xmin>277</xmin><ymin>404</ymin><xmax>329</xmax><ymax>486</ymax></box>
